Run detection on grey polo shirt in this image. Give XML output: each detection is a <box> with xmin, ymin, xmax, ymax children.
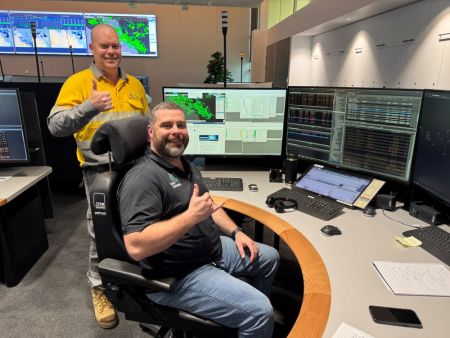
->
<box><xmin>117</xmin><ymin>148</ymin><xmax>222</xmax><ymax>278</ymax></box>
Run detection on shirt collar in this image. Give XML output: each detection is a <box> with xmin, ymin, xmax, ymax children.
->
<box><xmin>145</xmin><ymin>148</ymin><xmax>192</xmax><ymax>176</ymax></box>
<box><xmin>89</xmin><ymin>62</ymin><xmax>128</xmax><ymax>82</ymax></box>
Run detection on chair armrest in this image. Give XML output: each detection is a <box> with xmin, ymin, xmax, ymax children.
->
<box><xmin>98</xmin><ymin>258</ymin><xmax>176</xmax><ymax>292</ymax></box>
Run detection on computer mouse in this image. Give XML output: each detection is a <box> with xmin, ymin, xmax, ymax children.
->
<box><xmin>363</xmin><ymin>206</ymin><xmax>376</xmax><ymax>217</ymax></box>
<box><xmin>320</xmin><ymin>225</ymin><xmax>342</xmax><ymax>236</ymax></box>
<box><xmin>248</xmin><ymin>184</ymin><xmax>258</xmax><ymax>192</ymax></box>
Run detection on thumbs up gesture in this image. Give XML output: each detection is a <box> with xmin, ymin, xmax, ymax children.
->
<box><xmin>90</xmin><ymin>79</ymin><xmax>113</xmax><ymax>112</ymax></box>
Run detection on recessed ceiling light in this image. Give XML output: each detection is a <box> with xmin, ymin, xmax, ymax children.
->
<box><xmin>346</xmin><ymin>18</ymin><xmax>352</xmax><ymax>21</ymax></box>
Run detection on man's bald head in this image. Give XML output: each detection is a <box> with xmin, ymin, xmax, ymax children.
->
<box><xmin>91</xmin><ymin>24</ymin><xmax>118</xmax><ymax>43</ymax></box>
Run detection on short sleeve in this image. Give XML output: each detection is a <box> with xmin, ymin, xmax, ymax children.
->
<box><xmin>117</xmin><ymin>166</ymin><xmax>163</xmax><ymax>234</ymax></box>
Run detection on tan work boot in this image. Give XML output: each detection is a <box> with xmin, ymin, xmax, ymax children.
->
<box><xmin>91</xmin><ymin>287</ymin><xmax>118</xmax><ymax>329</ymax></box>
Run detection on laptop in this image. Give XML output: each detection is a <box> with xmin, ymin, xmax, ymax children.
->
<box><xmin>292</xmin><ymin>164</ymin><xmax>381</xmax><ymax>209</ymax></box>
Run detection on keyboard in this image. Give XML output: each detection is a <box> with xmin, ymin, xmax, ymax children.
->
<box><xmin>267</xmin><ymin>187</ymin><xmax>344</xmax><ymax>221</ymax></box>
<box><xmin>403</xmin><ymin>226</ymin><xmax>450</xmax><ymax>266</ymax></box>
<box><xmin>203</xmin><ymin>177</ymin><xmax>243</xmax><ymax>192</ymax></box>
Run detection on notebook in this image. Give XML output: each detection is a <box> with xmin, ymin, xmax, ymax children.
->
<box><xmin>292</xmin><ymin>164</ymin><xmax>383</xmax><ymax>209</ymax></box>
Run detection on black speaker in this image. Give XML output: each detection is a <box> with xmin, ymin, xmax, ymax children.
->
<box><xmin>409</xmin><ymin>201</ymin><xmax>443</xmax><ymax>225</ymax></box>
<box><xmin>269</xmin><ymin>168</ymin><xmax>283</xmax><ymax>182</ymax></box>
<box><xmin>375</xmin><ymin>194</ymin><xmax>396</xmax><ymax>211</ymax></box>
<box><xmin>284</xmin><ymin>152</ymin><xmax>298</xmax><ymax>184</ymax></box>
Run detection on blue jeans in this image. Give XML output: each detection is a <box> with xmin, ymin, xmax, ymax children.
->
<box><xmin>147</xmin><ymin>236</ymin><xmax>280</xmax><ymax>338</ymax></box>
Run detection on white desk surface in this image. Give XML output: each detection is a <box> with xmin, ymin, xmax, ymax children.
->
<box><xmin>0</xmin><ymin>166</ymin><xmax>52</xmax><ymax>206</ymax></box>
<box><xmin>203</xmin><ymin>170</ymin><xmax>450</xmax><ymax>338</ymax></box>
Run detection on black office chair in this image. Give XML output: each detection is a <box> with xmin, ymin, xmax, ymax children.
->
<box><xmin>89</xmin><ymin>116</ymin><xmax>237</xmax><ymax>338</ymax></box>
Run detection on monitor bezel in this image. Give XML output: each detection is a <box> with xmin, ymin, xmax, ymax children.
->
<box><xmin>162</xmin><ymin>86</ymin><xmax>289</xmax><ymax>160</ymax></box>
<box><xmin>286</xmin><ymin>85</ymin><xmax>424</xmax><ymax>184</ymax></box>
<box><xmin>0</xmin><ymin>87</ymin><xmax>31</xmax><ymax>165</ymax></box>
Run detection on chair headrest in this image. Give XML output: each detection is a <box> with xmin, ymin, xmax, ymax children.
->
<box><xmin>91</xmin><ymin>115</ymin><xmax>149</xmax><ymax>165</ymax></box>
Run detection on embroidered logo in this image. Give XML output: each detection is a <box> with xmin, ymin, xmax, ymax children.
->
<box><xmin>168</xmin><ymin>173</ymin><xmax>181</xmax><ymax>188</ymax></box>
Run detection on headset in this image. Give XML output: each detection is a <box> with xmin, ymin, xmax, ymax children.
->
<box><xmin>265</xmin><ymin>196</ymin><xmax>298</xmax><ymax>213</ymax></box>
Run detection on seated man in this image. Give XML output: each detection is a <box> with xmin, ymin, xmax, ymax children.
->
<box><xmin>117</xmin><ymin>102</ymin><xmax>280</xmax><ymax>338</ymax></box>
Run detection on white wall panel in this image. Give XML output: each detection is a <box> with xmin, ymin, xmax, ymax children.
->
<box><xmin>392</xmin><ymin>0</ymin><xmax>430</xmax><ymax>45</ymax></box>
<box><xmin>289</xmin><ymin>0</ymin><xmax>450</xmax><ymax>91</ymax></box>
<box><xmin>287</xmin><ymin>35</ymin><xmax>311</xmax><ymax>85</ymax></box>
<box><xmin>438</xmin><ymin>40</ymin><xmax>450</xmax><ymax>88</ymax></box>
<box><xmin>387</xmin><ymin>43</ymin><xmax>423</xmax><ymax>88</ymax></box>
<box><xmin>420</xmin><ymin>36</ymin><xmax>445</xmax><ymax>88</ymax></box>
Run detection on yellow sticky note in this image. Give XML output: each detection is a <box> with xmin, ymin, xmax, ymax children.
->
<box><xmin>395</xmin><ymin>236</ymin><xmax>422</xmax><ymax>247</ymax></box>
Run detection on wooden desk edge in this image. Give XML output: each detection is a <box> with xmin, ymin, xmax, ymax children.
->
<box><xmin>213</xmin><ymin>195</ymin><xmax>331</xmax><ymax>338</ymax></box>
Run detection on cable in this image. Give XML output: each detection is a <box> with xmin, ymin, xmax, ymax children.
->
<box><xmin>381</xmin><ymin>209</ymin><xmax>423</xmax><ymax>228</ymax></box>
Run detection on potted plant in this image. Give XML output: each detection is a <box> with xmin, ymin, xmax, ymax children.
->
<box><xmin>204</xmin><ymin>51</ymin><xmax>233</xmax><ymax>83</ymax></box>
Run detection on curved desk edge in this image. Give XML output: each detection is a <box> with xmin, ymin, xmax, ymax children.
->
<box><xmin>212</xmin><ymin>195</ymin><xmax>331</xmax><ymax>338</ymax></box>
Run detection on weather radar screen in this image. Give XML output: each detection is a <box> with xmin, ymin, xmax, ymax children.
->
<box><xmin>85</xmin><ymin>13</ymin><xmax>157</xmax><ymax>57</ymax></box>
<box><xmin>168</xmin><ymin>93</ymin><xmax>217</xmax><ymax>121</ymax></box>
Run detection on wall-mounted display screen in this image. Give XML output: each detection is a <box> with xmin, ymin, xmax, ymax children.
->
<box><xmin>163</xmin><ymin>87</ymin><xmax>287</xmax><ymax>157</ymax></box>
<box><xmin>286</xmin><ymin>87</ymin><xmax>423</xmax><ymax>182</ymax></box>
<box><xmin>85</xmin><ymin>13</ymin><xmax>157</xmax><ymax>57</ymax></box>
<box><xmin>8</xmin><ymin>11</ymin><xmax>87</xmax><ymax>55</ymax></box>
<box><xmin>0</xmin><ymin>11</ymin><xmax>158</xmax><ymax>57</ymax></box>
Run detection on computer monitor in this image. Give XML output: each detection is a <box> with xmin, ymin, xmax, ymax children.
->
<box><xmin>286</xmin><ymin>87</ymin><xmax>423</xmax><ymax>182</ymax></box>
<box><xmin>162</xmin><ymin>87</ymin><xmax>287</xmax><ymax>158</ymax></box>
<box><xmin>412</xmin><ymin>90</ymin><xmax>450</xmax><ymax>206</ymax></box>
<box><xmin>0</xmin><ymin>88</ymin><xmax>30</xmax><ymax>164</ymax></box>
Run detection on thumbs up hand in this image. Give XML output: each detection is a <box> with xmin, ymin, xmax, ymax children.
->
<box><xmin>90</xmin><ymin>79</ymin><xmax>113</xmax><ymax>112</ymax></box>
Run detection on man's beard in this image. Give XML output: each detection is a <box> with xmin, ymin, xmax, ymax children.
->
<box><xmin>155</xmin><ymin>135</ymin><xmax>189</xmax><ymax>159</ymax></box>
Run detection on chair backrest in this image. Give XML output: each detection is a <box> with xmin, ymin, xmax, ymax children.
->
<box><xmin>89</xmin><ymin>116</ymin><xmax>149</xmax><ymax>263</ymax></box>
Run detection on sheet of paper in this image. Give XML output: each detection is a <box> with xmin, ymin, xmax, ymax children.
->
<box><xmin>394</xmin><ymin>236</ymin><xmax>422</xmax><ymax>247</ymax></box>
<box><xmin>373</xmin><ymin>261</ymin><xmax>450</xmax><ymax>296</ymax></box>
<box><xmin>332</xmin><ymin>322</ymin><xmax>375</xmax><ymax>338</ymax></box>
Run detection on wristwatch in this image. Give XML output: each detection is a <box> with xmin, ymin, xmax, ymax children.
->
<box><xmin>231</xmin><ymin>226</ymin><xmax>243</xmax><ymax>240</ymax></box>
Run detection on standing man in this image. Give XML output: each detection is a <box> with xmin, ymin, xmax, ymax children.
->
<box><xmin>48</xmin><ymin>24</ymin><xmax>149</xmax><ymax>329</ymax></box>
<box><xmin>118</xmin><ymin>102</ymin><xmax>280</xmax><ymax>337</ymax></box>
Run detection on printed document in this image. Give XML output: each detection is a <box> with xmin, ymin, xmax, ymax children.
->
<box><xmin>373</xmin><ymin>261</ymin><xmax>450</xmax><ymax>296</ymax></box>
<box><xmin>332</xmin><ymin>322</ymin><xmax>375</xmax><ymax>338</ymax></box>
